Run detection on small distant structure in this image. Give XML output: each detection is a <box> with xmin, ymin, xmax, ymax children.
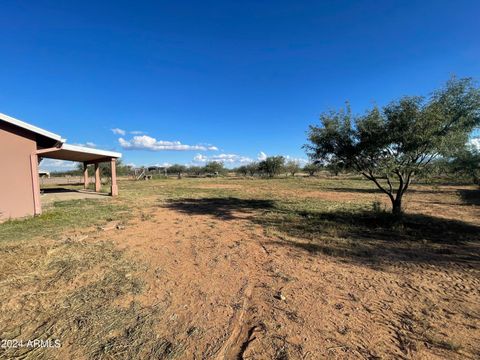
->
<box><xmin>134</xmin><ymin>166</ymin><xmax>168</xmax><ymax>180</ymax></box>
<box><xmin>38</xmin><ymin>170</ymin><xmax>50</xmax><ymax>178</ymax></box>
<box><xmin>147</xmin><ymin>166</ymin><xmax>168</xmax><ymax>176</ymax></box>
<box><xmin>134</xmin><ymin>168</ymin><xmax>150</xmax><ymax>180</ymax></box>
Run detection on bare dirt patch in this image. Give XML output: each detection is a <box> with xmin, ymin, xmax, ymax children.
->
<box><xmin>1</xmin><ymin>178</ymin><xmax>479</xmax><ymax>359</ymax></box>
<box><xmin>100</xmin><ymin>196</ymin><xmax>479</xmax><ymax>358</ymax></box>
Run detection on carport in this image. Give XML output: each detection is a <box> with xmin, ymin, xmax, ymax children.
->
<box><xmin>34</xmin><ymin>144</ymin><xmax>121</xmax><ymax>213</ymax></box>
<box><xmin>0</xmin><ymin>112</ymin><xmax>122</xmax><ymax>220</ymax></box>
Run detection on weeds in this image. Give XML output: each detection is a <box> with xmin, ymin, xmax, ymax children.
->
<box><xmin>0</xmin><ymin>176</ymin><xmax>478</xmax><ymax>358</ymax></box>
<box><xmin>0</xmin><ymin>199</ymin><xmax>128</xmax><ymax>243</ymax></box>
<box><xmin>0</xmin><ymin>237</ymin><xmax>184</xmax><ymax>359</ymax></box>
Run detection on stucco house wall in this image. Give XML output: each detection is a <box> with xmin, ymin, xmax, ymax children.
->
<box><xmin>0</xmin><ymin>122</ymin><xmax>37</xmax><ymax>220</ymax></box>
<box><xmin>1</xmin><ymin>113</ymin><xmax>121</xmax><ymax>221</ymax></box>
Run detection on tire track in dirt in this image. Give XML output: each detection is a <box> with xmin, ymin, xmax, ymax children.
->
<box><xmin>214</xmin><ymin>281</ymin><xmax>254</xmax><ymax>360</ymax></box>
<box><xmin>104</xmin><ymin>206</ymin><xmax>289</xmax><ymax>359</ymax></box>
<box><xmin>93</xmin><ymin>202</ymin><xmax>480</xmax><ymax>359</ymax></box>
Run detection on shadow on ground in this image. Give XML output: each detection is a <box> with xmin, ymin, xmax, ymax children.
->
<box><xmin>165</xmin><ymin>197</ymin><xmax>480</xmax><ymax>268</ymax></box>
<box><xmin>261</xmin><ymin>208</ymin><xmax>480</xmax><ymax>267</ymax></box>
<box><xmin>327</xmin><ymin>186</ymin><xmax>464</xmax><ymax>196</ymax></box>
<box><xmin>458</xmin><ymin>189</ymin><xmax>480</xmax><ymax>206</ymax></box>
<box><xmin>165</xmin><ymin>197</ymin><xmax>275</xmax><ymax>220</ymax></box>
<box><xmin>41</xmin><ymin>187</ymin><xmax>77</xmax><ymax>193</ymax></box>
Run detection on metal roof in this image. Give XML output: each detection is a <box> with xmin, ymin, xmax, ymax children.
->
<box><xmin>1</xmin><ymin>112</ymin><xmax>122</xmax><ymax>162</ymax></box>
<box><xmin>0</xmin><ymin>112</ymin><xmax>65</xmax><ymax>142</ymax></box>
<box><xmin>40</xmin><ymin>144</ymin><xmax>122</xmax><ymax>162</ymax></box>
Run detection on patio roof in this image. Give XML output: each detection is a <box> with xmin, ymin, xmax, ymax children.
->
<box><xmin>1</xmin><ymin>113</ymin><xmax>121</xmax><ymax>163</ymax></box>
<box><xmin>1</xmin><ymin>112</ymin><xmax>121</xmax><ymax>219</ymax></box>
<box><xmin>38</xmin><ymin>144</ymin><xmax>121</xmax><ymax>163</ymax></box>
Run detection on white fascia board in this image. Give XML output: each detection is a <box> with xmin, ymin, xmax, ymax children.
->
<box><xmin>0</xmin><ymin>112</ymin><xmax>65</xmax><ymax>142</ymax></box>
<box><xmin>61</xmin><ymin>143</ymin><xmax>122</xmax><ymax>158</ymax></box>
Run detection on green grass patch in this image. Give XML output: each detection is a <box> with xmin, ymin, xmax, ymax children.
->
<box><xmin>0</xmin><ymin>199</ymin><xmax>128</xmax><ymax>242</ymax></box>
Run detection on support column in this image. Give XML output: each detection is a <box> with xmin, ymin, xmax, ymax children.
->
<box><xmin>110</xmin><ymin>158</ymin><xmax>118</xmax><ymax>196</ymax></box>
<box><xmin>83</xmin><ymin>162</ymin><xmax>89</xmax><ymax>190</ymax></box>
<box><xmin>95</xmin><ymin>163</ymin><xmax>101</xmax><ymax>192</ymax></box>
<box><xmin>30</xmin><ymin>153</ymin><xmax>42</xmax><ymax>216</ymax></box>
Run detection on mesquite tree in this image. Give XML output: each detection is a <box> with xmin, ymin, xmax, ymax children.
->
<box><xmin>203</xmin><ymin>161</ymin><xmax>225</xmax><ymax>175</ymax></box>
<box><xmin>449</xmin><ymin>145</ymin><xmax>480</xmax><ymax>185</ymax></box>
<box><xmin>168</xmin><ymin>164</ymin><xmax>187</xmax><ymax>178</ymax></box>
<box><xmin>303</xmin><ymin>163</ymin><xmax>321</xmax><ymax>176</ymax></box>
<box><xmin>285</xmin><ymin>160</ymin><xmax>301</xmax><ymax>176</ymax></box>
<box><xmin>305</xmin><ymin>77</ymin><xmax>480</xmax><ymax>215</ymax></box>
<box><xmin>258</xmin><ymin>156</ymin><xmax>285</xmax><ymax>178</ymax></box>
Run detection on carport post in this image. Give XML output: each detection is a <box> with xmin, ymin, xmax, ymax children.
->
<box><xmin>94</xmin><ymin>163</ymin><xmax>101</xmax><ymax>192</ymax></box>
<box><xmin>83</xmin><ymin>162</ymin><xmax>89</xmax><ymax>190</ymax></box>
<box><xmin>110</xmin><ymin>158</ymin><xmax>118</xmax><ymax>196</ymax></box>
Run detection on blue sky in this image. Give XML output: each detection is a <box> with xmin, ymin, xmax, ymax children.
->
<box><xmin>1</xmin><ymin>0</ymin><xmax>479</xmax><ymax>170</ymax></box>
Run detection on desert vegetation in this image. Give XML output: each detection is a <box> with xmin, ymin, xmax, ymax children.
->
<box><xmin>1</xmin><ymin>174</ymin><xmax>479</xmax><ymax>359</ymax></box>
<box><xmin>305</xmin><ymin>77</ymin><xmax>480</xmax><ymax>215</ymax></box>
<box><xmin>2</xmin><ymin>78</ymin><xmax>479</xmax><ymax>359</ymax></box>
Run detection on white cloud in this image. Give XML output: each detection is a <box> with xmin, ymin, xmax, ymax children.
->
<box><xmin>72</xmin><ymin>141</ymin><xmax>97</xmax><ymax>148</ymax></box>
<box><xmin>125</xmin><ymin>162</ymin><xmax>172</xmax><ymax>169</ymax></box>
<box><xmin>39</xmin><ymin>159</ymin><xmax>78</xmax><ymax>171</ymax></box>
<box><xmin>111</xmin><ymin>128</ymin><xmax>126</xmax><ymax>136</ymax></box>
<box><xmin>257</xmin><ymin>151</ymin><xmax>267</xmax><ymax>161</ymax></box>
<box><xmin>112</xmin><ymin>128</ymin><xmax>145</xmax><ymax>135</ymax></box>
<box><xmin>119</xmin><ymin>135</ymin><xmax>218</xmax><ymax>151</ymax></box>
<box><xmin>468</xmin><ymin>136</ymin><xmax>480</xmax><ymax>151</ymax></box>
<box><xmin>193</xmin><ymin>154</ymin><xmax>208</xmax><ymax>162</ymax></box>
<box><xmin>285</xmin><ymin>155</ymin><xmax>309</xmax><ymax>165</ymax></box>
<box><xmin>193</xmin><ymin>152</ymin><xmax>308</xmax><ymax>166</ymax></box>
<box><xmin>193</xmin><ymin>153</ymin><xmax>254</xmax><ymax>165</ymax></box>
<box><xmin>191</xmin><ymin>152</ymin><xmax>307</xmax><ymax>167</ymax></box>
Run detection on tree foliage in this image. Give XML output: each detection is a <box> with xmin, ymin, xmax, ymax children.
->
<box><xmin>203</xmin><ymin>161</ymin><xmax>225</xmax><ymax>175</ymax></box>
<box><xmin>449</xmin><ymin>145</ymin><xmax>480</xmax><ymax>185</ymax></box>
<box><xmin>305</xmin><ymin>77</ymin><xmax>480</xmax><ymax>214</ymax></box>
<box><xmin>187</xmin><ymin>165</ymin><xmax>203</xmax><ymax>176</ymax></box>
<box><xmin>235</xmin><ymin>165</ymin><xmax>249</xmax><ymax>176</ymax></box>
<box><xmin>285</xmin><ymin>160</ymin><xmax>301</xmax><ymax>176</ymax></box>
<box><xmin>246</xmin><ymin>162</ymin><xmax>259</xmax><ymax>176</ymax></box>
<box><xmin>168</xmin><ymin>164</ymin><xmax>187</xmax><ymax>178</ymax></box>
<box><xmin>73</xmin><ymin>159</ymin><xmax>132</xmax><ymax>177</ymax></box>
<box><xmin>303</xmin><ymin>163</ymin><xmax>321</xmax><ymax>176</ymax></box>
<box><xmin>258</xmin><ymin>156</ymin><xmax>285</xmax><ymax>178</ymax></box>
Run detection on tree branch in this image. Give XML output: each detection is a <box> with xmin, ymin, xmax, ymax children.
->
<box><xmin>386</xmin><ymin>174</ymin><xmax>394</xmax><ymax>194</ymax></box>
<box><xmin>403</xmin><ymin>170</ymin><xmax>414</xmax><ymax>193</ymax></box>
<box><xmin>362</xmin><ymin>171</ymin><xmax>394</xmax><ymax>202</ymax></box>
<box><xmin>394</xmin><ymin>170</ymin><xmax>405</xmax><ymax>200</ymax></box>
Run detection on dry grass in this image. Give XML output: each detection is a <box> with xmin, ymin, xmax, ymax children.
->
<box><xmin>0</xmin><ymin>176</ymin><xmax>479</xmax><ymax>359</ymax></box>
<box><xmin>0</xmin><ymin>199</ymin><xmax>128</xmax><ymax>243</ymax></box>
<box><xmin>0</xmin><ymin>236</ymin><xmax>187</xmax><ymax>359</ymax></box>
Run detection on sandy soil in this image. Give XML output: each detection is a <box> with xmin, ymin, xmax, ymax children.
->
<box><xmin>90</xmin><ymin>195</ymin><xmax>480</xmax><ymax>359</ymax></box>
<box><xmin>41</xmin><ymin>189</ymin><xmax>109</xmax><ymax>207</ymax></box>
<box><xmin>2</xmin><ymin>180</ymin><xmax>478</xmax><ymax>359</ymax></box>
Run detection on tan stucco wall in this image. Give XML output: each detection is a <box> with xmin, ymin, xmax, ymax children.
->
<box><xmin>0</xmin><ymin>122</ymin><xmax>37</xmax><ymax>220</ymax></box>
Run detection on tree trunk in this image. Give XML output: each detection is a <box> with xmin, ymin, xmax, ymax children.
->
<box><xmin>391</xmin><ymin>194</ymin><xmax>403</xmax><ymax>216</ymax></box>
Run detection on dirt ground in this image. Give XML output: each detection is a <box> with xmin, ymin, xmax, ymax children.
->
<box><xmin>41</xmin><ymin>188</ymin><xmax>110</xmax><ymax>207</ymax></box>
<box><xmin>1</xmin><ymin>177</ymin><xmax>479</xmax><ymax>359</ymax></box>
